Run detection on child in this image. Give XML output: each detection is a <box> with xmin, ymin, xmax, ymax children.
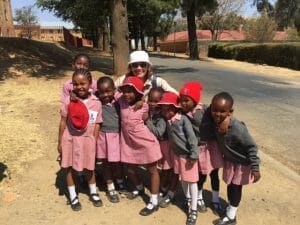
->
<box><xmin>144</xmin><ymin>88</ymin><xmax>174</xmax><ymax>201</ymax></box>
<box><xmin>179</xmin><ymin>81</ymin><xmax>224</xmax><ymax>214</ymax></box>
<box><xmin>58</xmin><ymin>69</ymin><xmax>103</xmax><ymax>211</ymax></box>
<box><xmin>158</xmin><ymin>92</ymin><xmax>199</xmax><ymax>225</ymax></box>
<box><xmin>96</xmin><ymin>76</ymin><xmax>124</xmax><ymax>203</ymax></box>
<box><xmin>60</xmin><ymin>53</ymin><xmax>97</xmax><ymax>104</ymax></box>
<box><xmin>211</xmin><ymin>92</ymin><xmax>261</xmax><ymax>225</ymax></box>
<box><xmin>118</xmin><ymin>76</ymin><xmax>162</xmax><ymax>216</ymax></box>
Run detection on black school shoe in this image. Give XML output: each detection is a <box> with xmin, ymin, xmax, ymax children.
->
<box><xmin>215</xmin><ymin>215</ymin><xmax>237</xmax><ymax>225</ymax></box>
<box><xmin>186</xmin><ymin>209</ymin><xmax>198</xmax><ymax>225</ymax></box>
<box><xmin>89</xmin><ymin>193</ymin><xmax>103</xmax><ymax>207</ymax></box>
<box><xmin>70</xmin><ymin>197</ymin><xmax>82</xmax><ymax>211</ymax></box>
<box><xmin>127</xmin><ymin>189</ymin><xmax>145</xmax><ymax>200</ymax></box>
<box><xmin>139</xmin><ymin>203</ymin><xmax>159</xmax><ymax>216</ymax></box>
<box><xmin>106</xmin><ymin>189</ymin><xmax>120</xmax><ymax>203</ymax></box>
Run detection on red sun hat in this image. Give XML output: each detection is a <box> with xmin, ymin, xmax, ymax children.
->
<box><xmin>158</xmin><ymin>91</ymin><xmax>180</xmax><ymax>108</ymax></box>
<box><xmin>118</xmin><ymin>76</ymin><xmax>144</xmax><ymax>96</ymax></box>
<box><xmin>68</xmin><ymin>100</ymin><xmax>89</xmax><ymax>131</ymax></box>
<box><xmin>179</xmin><ymin>81</ymin><xmax>203</xmax><ymax>103</ymax></box>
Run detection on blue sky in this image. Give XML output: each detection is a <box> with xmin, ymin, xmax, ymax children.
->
<box><xmin>11</xmin><ymin>0</ymin><xmax>276</xmax><ymax>28</ymax></box>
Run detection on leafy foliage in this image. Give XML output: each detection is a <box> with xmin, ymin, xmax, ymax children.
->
<box><xmin>14</xmin><ymin>5</ymin><xmax>38</xmax><ymax>25</ymax></box>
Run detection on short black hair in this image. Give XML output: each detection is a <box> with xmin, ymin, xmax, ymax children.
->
<box><xmin>149</xmin><ymin>87</ymin><xmax>165</xmax><ymax>96</ymax></box>
<box><xmin>72</xmin><ymin>69</ymin><xmax>92</xmax><ymax>84</ymax></box>
<box><xmin>97</xmin><ymin>76</ymin><xmax>115</xmax><ymax>89</ymax></box>
<box><xmin>212</xmin><ymin>91</ymin><xmax>234</xmax><ymax>107</ymax></box>
<box><xmin>73</xmin><ymin>53</ymin><xmax>91</xmax><ymax>65</ymax></box>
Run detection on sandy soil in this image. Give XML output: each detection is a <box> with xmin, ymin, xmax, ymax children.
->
<box><xmin>0</xmin><ymin>43</ymin><xmax>299</xmax><ymax>225</ymax></box>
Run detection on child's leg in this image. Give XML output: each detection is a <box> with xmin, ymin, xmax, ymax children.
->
<box><xmin>127</xmin><ymin>164</ymin><xmax>144</xmax><ymax>199</ymax></box>
<box><xmin>113</xmin><ymin>162</ymin><xmax>126</xmax><ymax>191</ymax></box>
<box><xmin>66</xmin><ymin>168</ymin><xmax>81</xmax><ymax>211</ymax></box>
<box><xmin>86</xmin><ymin>170</ymin><xmax>103</xmax><ymax>207</ymax></box>
<box><xmin>160</xmin><ymin>170</ymin><xmax>178</xmax><ymax>208</ymax></box>
<box><xmin>105</xmin><ymin>162</ymin><xmax>120</xmax><ymax>203</ymax></box>
<box><xmin>197</xmin><ymin>173</ymin><xmax>208</xmax><ymax>212</ymax></box>
<box><xmin>226</xmin><ymin>183</ymin><xmax>242</xmax><ymax>218</ymax></box>
<box><xmin>160</xmin><ymin>169</ymin><xmax>172</xmax><ymax>194</ymax></box>
<box><xmin>185</xmin><ymin>181</ymin><xmax>198</xmax><ymax>225</ymax></box>
<box><xmin>210</xmin><ymin>169</ymin><xmax>220</xmax><ymax>203</ymax></box>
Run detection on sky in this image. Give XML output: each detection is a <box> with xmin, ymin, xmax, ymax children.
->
<box><xmin>10</xmin><ymin>0</ymin><xmax>277</xmax><ymax>29</ymax></box>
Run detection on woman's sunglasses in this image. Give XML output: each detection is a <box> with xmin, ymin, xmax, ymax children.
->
<box><xmin>130</xmin><ymin>62</ymin><xmax>148</xmax><ymax>68</ymax></box>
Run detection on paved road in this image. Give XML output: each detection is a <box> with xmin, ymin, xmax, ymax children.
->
<box><xmin>150</xmin><ymin>54</ymin><xmax>300</xmax><ymax>173</ymax></box>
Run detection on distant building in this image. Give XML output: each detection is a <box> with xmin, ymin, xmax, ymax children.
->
<box><xmin>0</xmin><ymin>0</ymin><xmax>15</xmax><ymax>37</ymax></box>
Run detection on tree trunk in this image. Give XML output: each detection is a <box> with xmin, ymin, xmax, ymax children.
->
<box><xmin>111</xmin><ymin>0</ymin><xmax>129</xmax><ymax>76</ymax></box>
<box><xmin>187</xmin><ymin>1</ymin><xmax>199</xmax><ymax>59</ymax></box>
<box><xmin>140</xmin><ymin>29</ymin><xmax>145</xmax><ymax>50</ymax></box>
<box><xmin>103</xmin><ymin>21</ymin><xmax>109</xmax><ymax>52</ymax></box>
<box><xmin>153</xmin><ymin>35</ymin><xmax>157</xmax><ymax>51</ymax></box>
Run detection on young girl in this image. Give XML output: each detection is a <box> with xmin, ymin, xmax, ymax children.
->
<box><xmin>60</xmin><ymin>53</ymin><xmax>97</xmax><ymax>104</ymax></box>
<box><xmin>158</xmin><ymin>92</ymin><xmax>199</xmax><ymax>225</ymax></box>
<box><xmin>144</xmin><ymin>88</ymin><xmax>174</xmax><ymax>202</ymax></box>
<box><xmin>179</xmin><ymin>81</ymin><xmax>224</xmax><ymax>214</ymax></box>
<box><xmin>117</xmin><ymin>76</ymin><xmax>162</xmax><ymax>216</ymax></box>
<box><xmin>211</xmin><ymin>92</ymin><xmax>261</xmax><ymax>225</ymax></box>
<box><xmin>96</xmin><ymin>76</ymin><xmax>124</xmax><ymax>203</ymax></box>
<box><xmin>58</xmin><ymin>69</ymin><xmax>103</xmax><ymax>211</ymax></box>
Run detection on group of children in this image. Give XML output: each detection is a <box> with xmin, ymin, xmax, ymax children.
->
<box><xmin>57</xmin><ymin>51</ymin><xmax>261</xmax><ymax>225</ymax></box>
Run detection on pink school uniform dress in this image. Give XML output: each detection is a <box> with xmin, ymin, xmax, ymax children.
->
<box><xmin>60</xmin><ymin>79</ymin><xmax>97</xmax><ymax>104</ymax></box>
<box><xmin>187</xmin><ymin>104</ymin><xmax>223</xmax><ymax>175</ymax></box>
<box><xmin>60</xmin><ymin>95</ymin><xmax>102</xmax><ymax>171</ymax></box>
<box><xmin>96</xmin><ymin>100</ymin><xmax>121</xmax><ymax>162</ymax></box>
<box><xmin>118</xmin><ymin>98</ymin><xmax>162</xmax><ymax>165</ymax></box>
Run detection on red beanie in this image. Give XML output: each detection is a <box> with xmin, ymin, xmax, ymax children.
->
<box><xmin>158</xmin><ymin>91</ymin><xmax>180</xmax><ymax>108</ymax></box>
<box><xmin>179</xmin><ymin>81</ymin><xmax>203</xmax><ymax>103</ymax></box>
<box><xmin>68</xmin><ymin>100</ymin><xmax>89</xmax><ymax>131</ymax></box>
<box><xmin>118</xmin><ymin>76</ymin><xmax>144</xmax><ymax>96</ymax></box>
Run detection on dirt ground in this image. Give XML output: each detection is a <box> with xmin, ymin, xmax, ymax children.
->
<box><xmin>0</xmin><ymin>40</ymin><xmax>299</xmax><ymax>225</ymax></box>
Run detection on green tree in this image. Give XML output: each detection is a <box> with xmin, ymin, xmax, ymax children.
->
<box><xmin>275</xmin><ymin>0</ymin><xmax>300</xmax><ymax>30</ymax></box>
<box><xmin>244</xmin><ymin>11</ymin><xmax>277</xmax><ymax>42</ymax></box>
<box><xmin>252</xmin><ymin>0</ymin><xmax>274</xmax><ymax>17</ymax></box>
<box><xmin>14</xmin><ymin>5</ymin><xmax>38</xmax><ymax>39</ymax></box>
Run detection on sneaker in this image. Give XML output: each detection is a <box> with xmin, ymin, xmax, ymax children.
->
<box><xmin>139</xmin><ymin>203</ymin><xmax>159</xmax><ymax>216</ymax></box>
<box><xmin>215</xmin><ymin>215</ymin><xmax>237</xmax><ymax>225</ymax></box>
<box><xmin>89</xmin><ymin>193</ymin><xmax>103</xmax><ymax>207</ymax></box>
<box><xmin>70</xmin><ymin>196</ymin><xmax>82</xmax><ymax>211</ymax></box>
<box><xmin>159</xmin><ymin>195</ymin><xmax>173</xmax><ymax>208</ymax></box>
<box><xmin>127</xmin><ymin>189</ymin><xmax>145</xmax><ymax>200</ymax></box>
<box><xmin>197</xmin><ymin>199</ymin><xmax>207</xmax><ymax>213</ymax></box>
<box><xmin>106</xmin><ymin>189</ymin><xmax>120</xmax><ymax>203</ymax></box>
<box><xmin>186</xmin><ymin>209</ymin><xmax>197</xmax><ymax>225</ymax></box>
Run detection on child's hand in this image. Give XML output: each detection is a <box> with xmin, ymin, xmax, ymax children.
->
<box><xmin>57</xmin><ymin>142</ymin><xmax>62</xmax><ymax>155</ymax></box>
<box><xmin>251</xmin><ymin>170</ymin><xmax>261</xmax><ymax>183</ymax></box>
<box><xmin>69</xmin><ymin>90</ymin><xmax>78</xmax><ymax>102</ymax></box>
<box><xmin>217</xmin><ymin>116</ymin><xmax>231</xmax><ymax>134</ymax></box>
<box><xmin>142</xmin><ymin>112</ymin><xmax>149</xmax><ymax>121</ymax></box>
<box><xmin>133</xmin><ymin>100</ymin><xmax>144</xmax><ymax>111</ymax></box>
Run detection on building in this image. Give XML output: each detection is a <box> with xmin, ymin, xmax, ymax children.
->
<box><xmin>0</xmin><ymin>0</ymin><xmax>15</xmax><ymax>37</ymax></box>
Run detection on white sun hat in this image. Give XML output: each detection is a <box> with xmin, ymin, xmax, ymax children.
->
<box><xmin>128</xmin><ymin>50</ymin><xmax>152</xmax><ymax>65</ymax></box>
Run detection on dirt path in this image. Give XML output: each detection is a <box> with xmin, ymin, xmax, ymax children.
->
<box><xmin>0</xmin><ymin>60</ymin><xmax>299</xmax><ymax>225</ymax></box>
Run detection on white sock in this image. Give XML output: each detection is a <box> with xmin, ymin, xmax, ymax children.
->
<box><xmin>150</xmin><ymin>194</ymin><xmax>158</xmax><ymax>205</ymax></box>
<box><xmin>212</xmin><ymin>190</ymin><xmax>219</xmax><ymax>203</ymax></box>
<box><xmin>68</xmin><ymin>185</ymin><xmax>78</xmax><ymax>203</ymax></box>
<box><xmin>226</xmin><ymin>205</ymin><xmax>238</xmax><ymax>219</ymax></box>
<box><xmin>197</xmin><ymin>189</ymin><xmax>203</xmax><ymax>200</ymax></box>
<box><xmin>89</xmin><ymin>183</ymin><xmax>100</xmax><ymax>200</ymax></box>
<box><xmin>136</xmin><ymin>184</ymin><xmax>144</xmax><ymax>191</ymax></box>
<box><xmin>181</xmin><ymin>181</ymin><xmax>190</xmax><ymax>199</ymax></box>
<box><xmin>167</xmin><ymin>190</ymin><xmax>175</xmax><ymax>199</ymax></box>
<box><xmin>107</xmin><ymin>182</ymin><xmax>115</xmax><ymax>191</ymax></box>
<box><xmin>189</xmin><ymin>182</ymin><xmax>198</xmax><ymax>211</ymax></box>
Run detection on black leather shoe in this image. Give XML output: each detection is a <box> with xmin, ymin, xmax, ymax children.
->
<box><xmin>197</xmin><ymin>199</ymin><xmax>207</xmax><ymax>213</ymax></box>
<box><xmin>215</xmin><ymin>215</ymin><xmax>237</xmax><ymax>225</ymax></box>
<box><xmin>89</xmin><ymin>193</ymin><xmax>103</xmax><ymax>207</ymax></box>
<box><xmin>106</xmin><ymin>189</ymin><xmax>120</xmax><ymax>203</ymax></box>
<box><xmin>186</xmin><ymin>209</ymin><xmax>197</xmax><ymax>225</ymax></box>
<box><xmin>127</xmin><ymin>189</ymin><xmax>145</xmax><ymax>200</ymax></box>
<box><xmin>139</xmin><ymin>203</ymin><xmax>159</xmax><ymax>216</ymax></box>
<box><xmin>70</xmin><ymin>197</ymin><xmax>82</xmax><ymax>211</ymax></box>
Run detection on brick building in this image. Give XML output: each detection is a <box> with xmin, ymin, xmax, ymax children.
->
<box><xmin>0</xmin><ymin>0</ymin><xmax>15</xmax><ymax>37</ymax></box>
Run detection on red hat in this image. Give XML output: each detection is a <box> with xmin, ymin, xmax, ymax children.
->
<box><xmin>179</xmin><ymin>81</ymin><xmax>203</xmax><ymax>103</ymax></box>
<box><xmin>68</xmin><ymin>100</ymin><xmax>89</xmax><ymax>131</ymax></box>
<box><xmin>118</xmin><ymin>76</ymin><xmax>144</xmax><ymax>96</ymax></box>
<box><xmin>158</xmin><ymin>92</ymin><xmax>180</xmax><ymax>108</ymax></box>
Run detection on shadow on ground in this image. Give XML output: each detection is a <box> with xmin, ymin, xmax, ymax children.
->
<box><xmin>0</xmin><ymin>163</ymin><xmax>8</xmax><ymax>182</ymax></box>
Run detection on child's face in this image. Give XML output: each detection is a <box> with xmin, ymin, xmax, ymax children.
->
<box><xmin>72</xmin><ymin>74</ymin><xmax>91</xmax><ymax>99</ymax></box>
<box><xmin>121</xmin><ymin>85</ymin><xmax>139</xmax><ymax>105</ymax></box>
<box><xmin>73</xmin><ymin>56</ymin><xmax>90</xmax><ymax>70</ymax></box>
<box><xmin>180</xmin><ymin>95</ymin><xmax>196</xmax><ymax>113</ymax></box>
<box><xmin>97</xmin><ymin>82</ymin><xmax>115</xmax><ymax>104</ymax></box>
<box><xmin>211</xmin><ymin>98</ymin><xmax>233</xmax><ymax>124</ymax></box>
<box><xmin>161</xmin><ymin>104</ymin><xmax>177</xmax><ymax>120</ymax></box>
<box><xmin>148</xmin><ymin>91</ymin><xmax>162</xmax><ymax>112</ymax></box>
<box><xmin>129</xmin><ymin>62</ymin><xmax>149</xmax><ymax>79</ymax></box>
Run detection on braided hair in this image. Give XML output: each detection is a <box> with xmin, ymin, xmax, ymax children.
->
<box><xmin>72</xmin><ymin>69</ymin><xmax>92</xmax><ymax>84</ymax></box>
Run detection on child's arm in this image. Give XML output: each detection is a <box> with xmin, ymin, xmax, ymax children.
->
<box><xmin>182</xmin><ymin>116</ymin><xmax>199</xmax><ymax>161</ymax></box>
<box><xmin>94</xmin><ymin>123</ymin><xmax>100</xmax><ymax>140</ymax></box>
<box><xmin>145</xmin><ymin>116</ymin><xmax>167</xmax><ymax>140</ymax></box>
<box><xmin>133</xmin><ymin>99</ymin><xmax>145</xmax><ymax>111</ymax></box>
<box><xmin>57</xmin><ymin>116</ymin><xmax>67</xmax><ymax>155</ymax></box>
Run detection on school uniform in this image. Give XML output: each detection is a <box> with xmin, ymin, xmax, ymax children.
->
<box><xmin>60</xmin><ymin>79</ymin><xmax>97</xmax><ymax>104</ymax></box>
<box><xmin>60</xmin><ymin>95</ymin><xmax>102</xmax><ymax>171</ymax></box>
<box><xmin>215</xmin><ymin>118</ymin><xmax>260</xmax><ymax>185</ymax></box>
<box><xmin>96</xmin><ymin>100</ymin><xmax>121</xmax><ymax>162</ymax></box>
<box><xmin>166</xmin><ymin>113</ymin><xmax>199</xmax><ymax>182</ymax></box>
<box><xmin>145</xmin><ymin>110</ymin><xmax>173</xmax><ymax>170</ymax></box>
<box><xmin>118</xmin><ymin>97</ymin><xmax>162</xmax><ymax>165</ymax></box>
<box><xmin>186</xmin><ymin>104</ymin><xmax>223</xmax><ymax>175</ymax></box>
